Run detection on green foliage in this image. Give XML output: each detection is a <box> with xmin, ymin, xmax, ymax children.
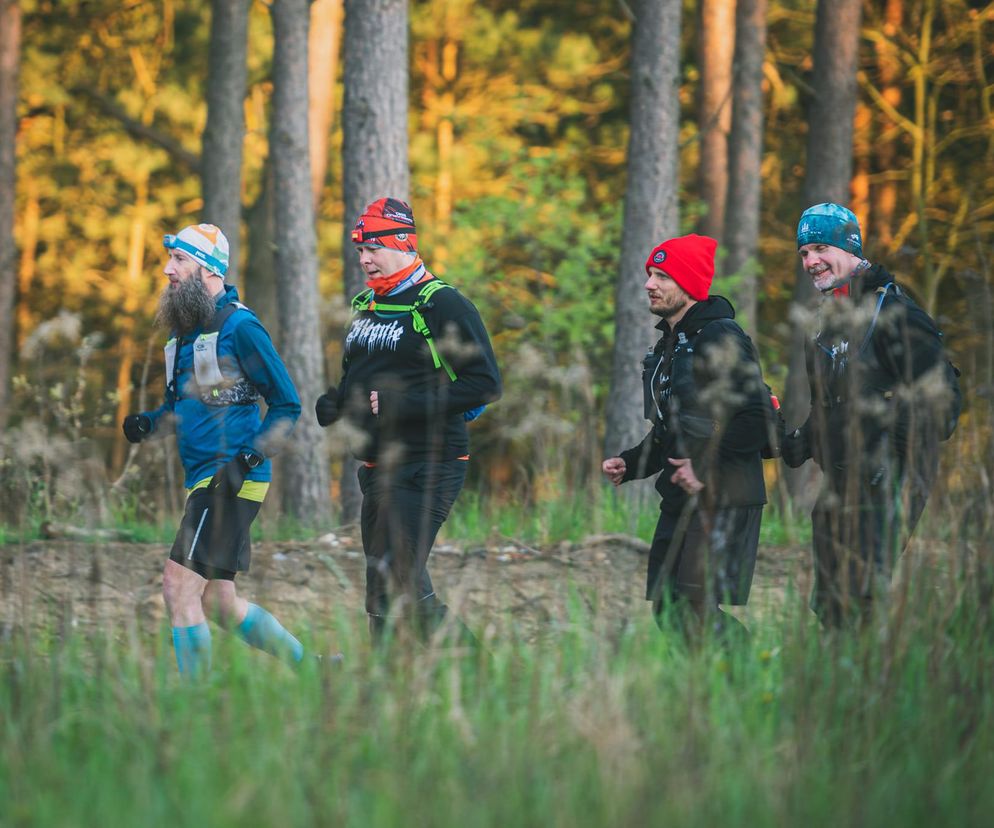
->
<box><xmin>8</xmin><ymin>0</ymin><xmax>994</xmax><ymax>517</ymax></box>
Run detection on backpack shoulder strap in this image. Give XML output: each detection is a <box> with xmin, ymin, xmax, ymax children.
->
<box><xmin>857</xmin><ymin>282</ymin><xmax>898</xmax><ymax>355</ymax></box>
<box><xmin>410</xmin><ymin>281</ymin><xmax>457</xmax><ymax>381</ymax></box>
<box><xmin>351</xmin><ymin>288</ymin><xmax>375</xmax><ymax>313</ymax></box>
<box><xmin>204</xmin><ymin>300</ymin><xmax>248</xmax><ymax>335</ymax></box>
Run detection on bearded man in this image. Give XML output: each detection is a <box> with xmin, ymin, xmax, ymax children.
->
<box><xmin>123</xmin><ymin>223</ymin><xmax>311</xmax><ymax>677</ymax></box>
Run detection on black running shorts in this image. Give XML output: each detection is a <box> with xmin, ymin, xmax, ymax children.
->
<box><xmin>168</xmin><ymin>488</ymin><xmax>261</xmax><ymax>580</ymax></box>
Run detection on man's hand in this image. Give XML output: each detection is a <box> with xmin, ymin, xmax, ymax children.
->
<box><xmin>602</xmin><ymin>457</ymin><xmax>627</xmax><ymax>486</ymax></box>
<box><xmin>315</xmin><ymin>386</ymin><xmax>340</xmax><ymax>427</ymax></box>
<box><xmin>122</xmin><ymin>414</ymin><xmax>151</xmax><ymax>444</ymax></box>
<box><xmin>668</xmin><ymin>457</ymin><xmax>703</xmax><ymax>494</ymax></box>
<box><xmin>370</xmin><ymin>391</ymin><xmax>379</xmax><ymax>416</ymax></box>
<box><xmin>781</xmin><ymin>423</ymin><xmax>811</xmax><ymax>468</ymax></box>
<box><xmin>208</xmin><ymin>452</ymin><xmax>259</xmax><ymax>499</ymax></box>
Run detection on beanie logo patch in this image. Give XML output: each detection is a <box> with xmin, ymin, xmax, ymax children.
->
<box><xmin>383</xmin><ymin>209</ymin><xmax>414</xmax><ymax>226</ymax></box>
<box><xmin>396</xmin><ymin>233</ymin><xmax>408</xmax><ymax>241</ymax></box>
<box><xmin>653</xmin><ymin>251</ymin><xmax>667</xmax><ymax>264</ymax></box>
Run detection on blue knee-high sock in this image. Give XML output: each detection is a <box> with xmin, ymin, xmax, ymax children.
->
<box><xmin>172</xmin><ymin>622</ymin><xmax>212</xmax><ymax>678</ymax></box>
<box><xmin>236</xmin><ymin>603</ymin><xmax>304</xmax><ymax>664</ymax></box>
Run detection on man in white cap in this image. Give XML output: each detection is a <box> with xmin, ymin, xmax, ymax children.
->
<box><xmin>783</xmin><ymin>203</ymin><xmax>961</xmax><ymax>627</ymax></box>
<box><xmin>123</xmin><ymin>223</ymin><xmax>310</xmax><ymax>677</ymax></box>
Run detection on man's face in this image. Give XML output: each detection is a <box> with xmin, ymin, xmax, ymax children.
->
<box><xmin>799</xmin><ymin>243</ymin><xmax>860</xmax><ymax>292</ymax></box>
<box><xmin>156</xmin><ymin>250</ymin><xmax>218</xmax><ymax>334</ymax></box>
<box><xmin>164</xmin><ymin>249</ymin><xmax>212</xmax><ymax>289</ymax></box>
<box><xmin>645</xmin><ymin>267</ymin><xmax>692</xmax><ymax>319</ymax></box>
<box><xmin>356</xmin><ymin>244</ymin><xmax>415</xmax><ymax>279</ymax></box>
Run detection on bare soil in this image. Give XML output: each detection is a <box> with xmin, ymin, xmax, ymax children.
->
<box><xmin>1</xmin><ymin>532</ymin><xmax>811</xmax><ymax>641</ymax></box>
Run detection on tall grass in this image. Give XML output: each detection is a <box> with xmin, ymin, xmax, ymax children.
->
<box><xmin>3</xmin><ymin>567</ymin><xmax>993</xmax><ymax>827</ymax></box>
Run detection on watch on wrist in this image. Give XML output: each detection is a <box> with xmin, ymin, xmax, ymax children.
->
<box><xmin>241</xmin><ymin>451</ymin><xmax>264</xmax><ymax>470</ymax></box>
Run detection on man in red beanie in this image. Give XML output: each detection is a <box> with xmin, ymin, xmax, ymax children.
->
<box><xmin>314</xmin><ymin>197</ymin><xmax>501</xmax><ymax>646</ymax></box>
<box><xmin>602</xmin><ymin>234</ymin><xmax>775</xmax><ymax>640</ymax></box>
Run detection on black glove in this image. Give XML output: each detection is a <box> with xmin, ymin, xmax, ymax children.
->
<box><xmin>208</xmin><ymin>451</ymin><xmax>261</xmax><ymax>498</ymax></box>
<box><xmin>122</xmin><ymin>414</ymin><xmax>152</xmax><ymax>444</ymax></box>
<box><xmin>315</xmin><ymin>385</ymin><xmax>340</xmax><ymax>427</ymax></box>
<box><xmin>781</xmin><ymin>423</ymin><xmax>812</xmax><ymax>469</ymax></box>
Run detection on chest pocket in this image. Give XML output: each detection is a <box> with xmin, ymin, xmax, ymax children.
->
<box><xmin>163</xmin><ymin>304</ymin><xmax>261</xmax><ymax>407</ymax></box>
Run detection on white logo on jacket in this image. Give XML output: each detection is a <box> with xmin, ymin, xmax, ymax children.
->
<box><xmin>345</xmin><ymin>318</ymin><xmax>404</xmax><ymax>353</ymax></box>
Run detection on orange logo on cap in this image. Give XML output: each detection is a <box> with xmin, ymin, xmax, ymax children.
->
<box><xmin>195</xmin><ymin>224</ymin><xmax>220</xmax><ymax>244</ymax></box>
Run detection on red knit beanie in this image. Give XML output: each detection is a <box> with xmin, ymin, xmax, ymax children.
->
<box><xmin>351</xmin><ymin>197</ymin><xmax>418</xmax><ymax>254</ymax></box>
<box><xmin>644</xmin><ymin>234</ymin><xmax>717</xmax><ymax>301</ymax></box>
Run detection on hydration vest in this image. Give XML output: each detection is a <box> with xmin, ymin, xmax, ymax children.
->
<box><xmin>813</xmin><ymin>282</ymin><xmax>961</xmax><ymax>441</ymax></box>
<box><xmin>164</xmin><ymin>302</ymin><xmax>261</xmax><ymax>407</ymax></box>
<box><xmin>643</xmin><ymin>318</ymin><xmax>783</xmax><ymax>458</ymax></box>
<box><xmin>351</xmin><ymin>280</ymin><xmax>485</xmax><ymax>422</ymax></box>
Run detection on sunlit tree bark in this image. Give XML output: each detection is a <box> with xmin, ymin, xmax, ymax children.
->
<box><xmin>696</xmin><ymin>0</ymin><xmax>736</xmax><ymax>242</ymax></box>
<box><xmin>308</xmin><ymin>0</ymin><xmax>343</xmax><ymax>208</ymax></box>
<box><xmin>872</xmin><ymin>0</ymin><xmax>903</xmax><ymax>251</ymax></box>
<box><xmin>202</xmin><ymin>0</ymin><xmax>250</xmax><ymax>282</ymax></box>
<box><xmin>783</xmin><ymin>0</ymin><xmax>863</xmax><ymax>499</ymax></box>
<box><xmin>604</xmin><ymin>0</ymin><xmax>682</xmax><ymax>489</ymax></box>
<box><xmin>723</xmin><ymin>0</ymin><xmax>768</xmax><ymax>332</ymax></box>
<box><xmin>270</xmin><ymin>0</ymin><xmax>330</xmax><ymax>523</ymax></box>
<box><xmin>339</xmin><ymin>0</ymin><xmax>409</xmax><ymax>522</ymax></box>
<box><xmin>0</xmin><ymin>0</ymin><xmax>19</xmax><ymax>430</ymax></box>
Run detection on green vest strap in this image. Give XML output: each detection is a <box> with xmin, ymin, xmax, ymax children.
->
<box><xmin>349</xmin><ymin>280</ymin><xmax>459</xmax><ymax>381</ymax></box>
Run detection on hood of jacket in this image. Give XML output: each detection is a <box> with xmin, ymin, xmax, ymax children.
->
<box><xmin>654</xmin><ymin>294</ymin><xmax>736</xmax><ymax>335</ymax></box>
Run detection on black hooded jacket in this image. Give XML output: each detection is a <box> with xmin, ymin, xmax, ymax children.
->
<box><xmin>783</xmin><ymin>263</ymin><xmax>953</xmax><ymax>478</ymax></box>
<box><xmin>618</xmin><ymin>296</ymin><xmax>770</xmax><ymax>514</ymax></box>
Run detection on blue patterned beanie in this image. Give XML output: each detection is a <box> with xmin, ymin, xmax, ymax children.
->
<box><xmin>796</xmin><ymin>203</ymin><xmax>862</xmax><ymax>256</ymax></box>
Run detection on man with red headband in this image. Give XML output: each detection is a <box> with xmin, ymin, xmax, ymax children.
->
<box><xmin>602</xmin><ymin>234</ymin><xmax>773</xmax><ymax>641</ymax></box>
<box><xmin>315</xmin><ymin>197</ymin><xmax>501</xmax><ymax>644</ymax></box>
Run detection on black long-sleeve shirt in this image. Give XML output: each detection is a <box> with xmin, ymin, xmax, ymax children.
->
<box><xmin>618</xmin><ymin>296</ymin><xmax>770</xmax><ymax>514</ymax></box>
<box><xmin>337</xmin><ymin>277</ymin><xmax>502</xmax><ymax>463</ymax></box>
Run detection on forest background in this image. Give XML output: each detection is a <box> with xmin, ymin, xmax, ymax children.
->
<box><xmin>0</xmin><ymin>0</ymin><xmax>992</xmax><ymax>535</ymax></box>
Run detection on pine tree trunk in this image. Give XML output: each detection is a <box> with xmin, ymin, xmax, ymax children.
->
<box><xmin>308</xmin><ymin>0</ymin><xmax>343</xmax><ymax>207</ymax></box>
<box><xmin>872</xmin><ymin>0</ymin><xmax>903</xmax><ymax>251</ymax></box>
<box><xmin>696</xmin><ymin>0</ymin><xmax>736</xmax><ymax>242</ymax></box>
<box><xmin>723</xmin><ymin>0</ymin><xmax>768</xmax><ymax>333</ymax></box>
<box><xmin>783</xmin><ymin>0</ymin><xmax>863</xmax><ymax>500</ymax></box>
<box><xmin>604</xmin><ymin>0</ymin><xmax>682</xmax><ymax>497</ymax></box>
<box><xmin>339</xmin><ymin>0</ymin><xmax>409</xmax><ymax>523</ymax></box>
<box><xmin>202</xmin><ymin>0</ymin><xmax>250</xmax><ymax>282</ymax></box>
<box><xmin>270</xmin><ymin>0</ymin><xmax>331</xmax><ymax>524</ymax></box>
<box><xmin>0</xmin><ymin>0</ymin><xmax>20</xmax><ymax>432</ymax></box>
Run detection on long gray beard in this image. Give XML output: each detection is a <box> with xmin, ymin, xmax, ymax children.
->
<box><xmin>155</xmin><ymin>276</ymin><xmax>217</xmax><ymax>335</ymax></box>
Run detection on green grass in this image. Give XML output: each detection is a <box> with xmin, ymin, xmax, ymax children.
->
<box><xmin>443</xmin><ymin>490</ymin><xmax>810</xmax><ymax>548</ymax></box>
<box><xmin>2</xmin><ymin>492</ymin><xmax>810</xmax><ymax>549</ymax></box>
<box><xmin>3</xmin><ymin>582</ymin><xmax>993</xmax><ymax>827</ymax></box>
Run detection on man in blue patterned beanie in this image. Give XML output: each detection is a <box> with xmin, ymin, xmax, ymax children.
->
<box><xmin>782</xmin><ymin>203</ymin><xmax>961</xmax><ymax>628</ymax></box>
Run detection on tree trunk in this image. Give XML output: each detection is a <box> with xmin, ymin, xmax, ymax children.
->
<box><xmin>0</xmin><ymin>0</ymin><xmax>19</xmax><ymax>431</ymax></box>
<box><xmin>244</xmin><ymin>160</ymin><xmax>278</xmax><ymax>335</ymax></box>
<box><xmin>696</xmin><ymin>0</ymin><xmax>736</xmax><ymax>242</ymax></box>
<box><xmin>339</xmin><ymin>0</ymin><xmax>409</xmax><ymax>522</ymax></box>
<box><xmin>783</xmin><ymin>0</ymin><xmax>863</xmax><ymax>500</ymax></box>
<box><xmin>308</xmin><ymin>0</ymin><xmax>343</xmax><ymax>208</ymax></box>
<box><xmin>202</xmin><ymin>0</ymin><xmax>250</xmax><ymax>282</ymax></box>
<box><xmin>270</xmin><ymin>0</ymin><xmax>331</xmax><ymax>524</ymax></box>
<box><xmin>604</xmin><ymin>0</ymin><xmax>682</xmax><ymax>487</ymax></box>
<box><xmin>723</xmin><ymin>0</ymin><xmax>768</xmax><ymax>333</ymax></box>
<box><xmin>872</xmin><ymin>0</ymin><xmax>903</xmax><ymax>251</ymax></box>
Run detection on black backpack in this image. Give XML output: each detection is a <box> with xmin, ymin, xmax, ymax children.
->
<box><xmin>861</xmin><ymin>282</ymin><xmax>962</xmax><ymax>441</ymax></box>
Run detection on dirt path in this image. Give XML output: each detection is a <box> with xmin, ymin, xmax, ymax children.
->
<box><xmin>1</xmin><ymin>533</ymin><xmax>811</xmax><ymax>641</ymax></box>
